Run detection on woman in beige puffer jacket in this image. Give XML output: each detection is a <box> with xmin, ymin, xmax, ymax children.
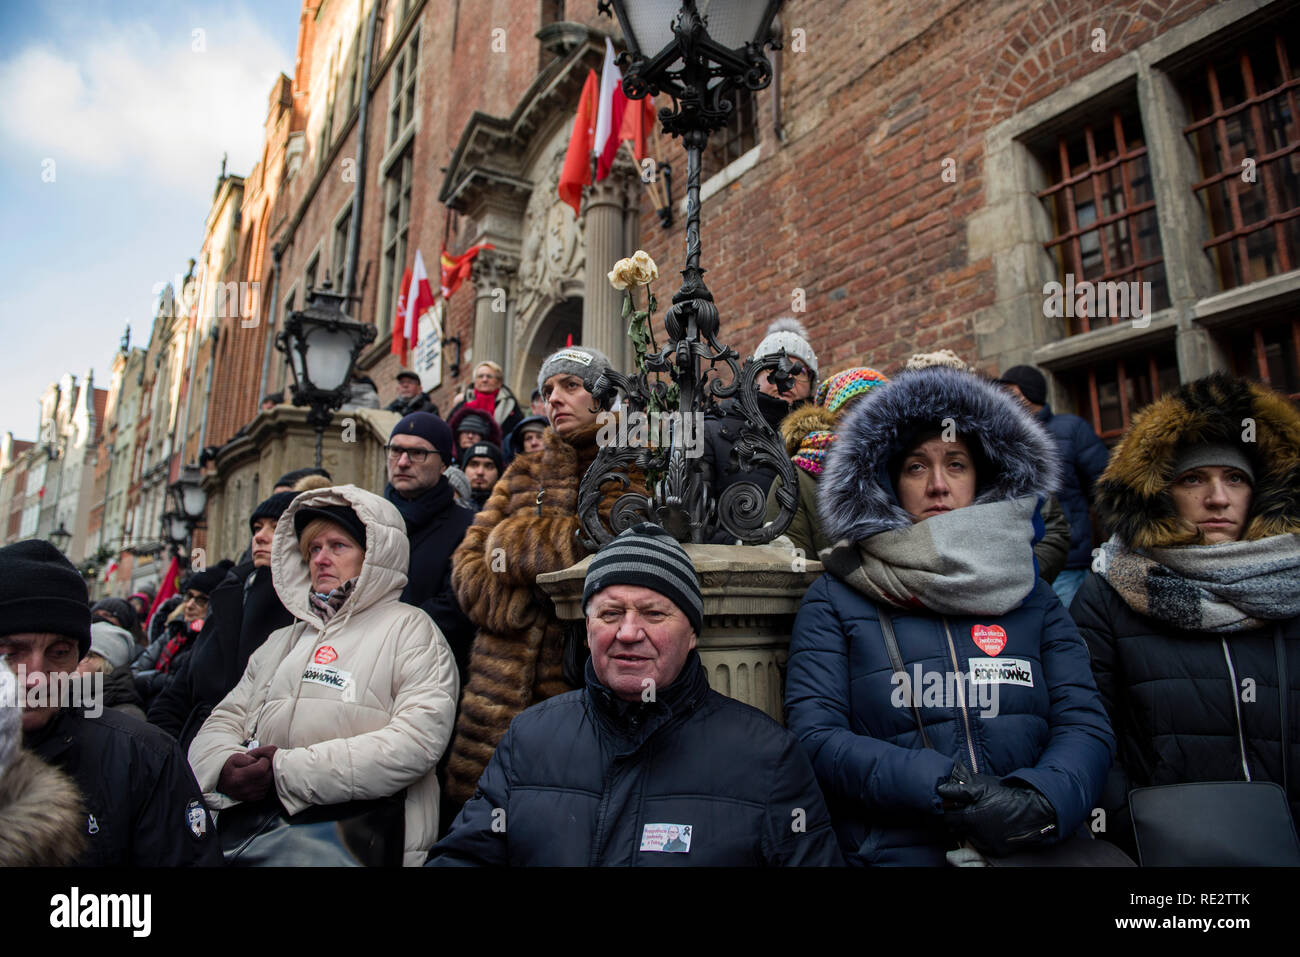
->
<box><xmin>189</xmin><ymin>485</ymin><xmax>459</xmax><ymax>866</ymax></box>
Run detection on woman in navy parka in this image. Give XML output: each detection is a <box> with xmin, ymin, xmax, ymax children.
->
<box><xmin>785</xmin><ymin>367</ymin><xmax>1113</xmax><ymax>865</ymax></box>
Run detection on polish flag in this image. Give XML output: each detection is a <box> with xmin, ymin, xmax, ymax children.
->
<box><xmin>403</xmin><ymin>250</ymin><xmax>435</xmax><ymax>353</ymax></box>
<box><xmin>620</xmin><ymin>95</ymin><xmax>658</xmax><ymax>163</ymax></box>
<box><xmin>595</xmin><ymin>37</ymin><xmax>629</xmax><ymax>181</ymax></box>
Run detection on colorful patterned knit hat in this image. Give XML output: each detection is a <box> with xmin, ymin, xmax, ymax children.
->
<box><xmin>814</xmin><ymin>367</ymin><xmax>889</xmax><ymax>414</ymax></box>
<box><xmin>796</xmin><ymin>368</ymin><xmax>889</xmax><ymax>477</ymax></box>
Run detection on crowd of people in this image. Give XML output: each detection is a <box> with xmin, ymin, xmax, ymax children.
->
<box><xmin>1</xmin><ymin>326</ymin><xmax>1297</xmax><ymax>869</ymax></box>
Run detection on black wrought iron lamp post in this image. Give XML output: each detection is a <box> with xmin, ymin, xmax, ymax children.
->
<box><xmin>580</xmin><ymin>0</ymin><xmax>797</xmax><ymax>546</ymax></box>
<box><xmin>274</xmin><ymin>280</ymin><xmax>377</xmax><ymax>468</ymax></box>
<box><xmin>167</xmin><ymin>463</ymin><xmax>208</xmax><ymax>561</ymax></box>
<box><xmin>48</xmin><ymin>522</ymin><xmax>71</xmax><ymax>554</ymax></box>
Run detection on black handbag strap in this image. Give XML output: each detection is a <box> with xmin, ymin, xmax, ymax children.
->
<box><xmin>1276</xmin><ymin>624</ymin><xmax>1289</xmax><ymax>797</ymax></box>
<box><xmin>879</xmin><ymin>607</ymin><xmax>933</xmax><ymax>750</ymax></box>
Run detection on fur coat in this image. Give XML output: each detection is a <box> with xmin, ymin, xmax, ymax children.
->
<box><xmin>446</xmin><ymin>418</ymin><xmax>647</xmax><ymax>805</ymax></box>
<box><xmin>0</xmin><ymin>751</ymin><xmax>86</xmax><ymax>867</ymax></box>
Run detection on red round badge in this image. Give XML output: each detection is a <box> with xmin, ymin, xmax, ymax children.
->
<box><xmin>313</xmin><ymin>646</ymin><xmax>338</xmax><ymax>665</ymax></box>
<box><xmin>971</xmin><ymin>625</ymin><xmax>1007</xmax><ymax>656</ymax></box>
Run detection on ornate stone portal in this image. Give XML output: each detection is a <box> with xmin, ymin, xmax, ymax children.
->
<box><xmin>538</xmin><ymin>542</ymin><xmax>823</xmax><ymax>723</ymax></box>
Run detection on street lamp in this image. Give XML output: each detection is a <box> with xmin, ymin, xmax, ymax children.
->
<box><xmin>161</xmin><ymin>511</ymin><xmax>190</xmax><ymax>549</ymax></box>
<box><xmin>581</xmin><ymin>1</ymin><xmax>795</xmax><ymax>545</ymax></box>
<box><xmin>48</xmin><ymin>522</ymin><xmax>71</xmax><ymax>553</ymax></box>
<box><xmin>275</xmin><ymin>279</ymin><xmax>377</xmax><ymax>467</ymax></box>
<box><xmin>169</xmin><ymin>464</ymin><xmax>208</xmax><ymax>525</ymax></box>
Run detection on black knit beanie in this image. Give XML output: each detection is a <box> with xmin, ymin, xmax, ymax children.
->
<box><xmin>0</xmin><ymin>539</ymin><xmax>92</xmax><ymax>658</ymax></box>
<box><xmin>91</xmin><ymin>597</ymin><xmax>137</xmax><ymax>633</ymax></box>
<box><xmin>293</xmin><ymin>504</ymin><xmax>368</xmax><ymax>551</ymax></box>
<box><xmin>185</xmin><ymin>559</ymin><xmax>235</xmax><ymax>596</ymax></box>
<box><xmin>249</xmin><ymin>490</ymin><xmax>298</xmax><ymax>534</ymax></box>
<box><xmin>583</xmin><ymin>523</ymin><xmax>703</xmax><ymax>635</ymax></box>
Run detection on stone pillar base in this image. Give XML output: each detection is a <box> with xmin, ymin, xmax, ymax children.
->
<box><xmin>537</xmin><ymin>540</ymin><xmax>822</xmax><ymax>723</ymax></box>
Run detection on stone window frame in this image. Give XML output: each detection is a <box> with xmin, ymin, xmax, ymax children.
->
<box><xmin>386</xmin><ymin>29</ymin><xmax>420</xmax><ymax>150</ymax></box>
<box><xmin>970</xmin><ymin>0</ymin><xmax>1300</xmax><ymax>423</ymax></box>
<box><xmin>304</xmin><ymin>244</ymin><xmax>322</xmax><ymax>298</ymax></box>
<box><xmin>277</xmin><ymin>281</ymin><xmax>301</xmax><ymax>395</ymax></box>
<box><xmin>377</xmin><ymin>145</ymin><xmax>414</xmax><ymax>342</ymax></box>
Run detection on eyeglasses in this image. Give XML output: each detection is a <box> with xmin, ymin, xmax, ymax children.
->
<box><xmin>386</xmin><ymin>445</ymin><xmax>436</xmax><ymax>464</ymax></box>
<box><xmin>183</xmin><ymin>592</ymin><xmax>210</xmax><ymax>607</ymax></box>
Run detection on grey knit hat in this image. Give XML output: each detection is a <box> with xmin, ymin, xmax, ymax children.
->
<box><xmin>88</xmin><ymin>621</ymin><xmax>135</xmax><ymax>671</ymax></box>
<box><xmin>753</xmin><ymin>318</ymin><xmax>818</xmax><ymax>377</ymax></box>
<box><xmin>537</xmin><ymin>346</ymin><xmax>612</xmax><ymax>397</ymax></box>
<box><xmin>583</xmin><ymin>523</ymin><xmax>703</xmax><ymax>635</ymax></box>
<box><xmin>1170</xmin><ymin>442</ymin><xmax>1255</xmax><ymax>485</ymax></box>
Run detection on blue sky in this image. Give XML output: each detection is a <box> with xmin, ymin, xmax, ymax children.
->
<box><xmin>0</xmin><ymin>1</ymin><xmax>301</xmax><ymax>440</ymax></box>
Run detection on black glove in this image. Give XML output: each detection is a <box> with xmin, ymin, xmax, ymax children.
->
<box><xmin>937</xmin><ymin>761</ymin><xmax>1057</xmax><ymax>857</ymax></box>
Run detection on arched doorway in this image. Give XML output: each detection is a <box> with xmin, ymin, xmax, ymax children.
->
<box><xmin>519</xmin><ymin>297</ymin><xmax>583</xmax><ymax>399</ymax></box>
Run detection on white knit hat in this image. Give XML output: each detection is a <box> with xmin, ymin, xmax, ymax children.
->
<box><xmin>0</xmin><ymin>659</ymin><xmax>20</xmax><ymax>786</ymax></box>
<box><xmin>753</xmin><ymin>318</ymin><xmax>818</xmax><ymax>377</ymax></box>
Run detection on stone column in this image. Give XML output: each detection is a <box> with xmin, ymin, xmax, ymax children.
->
<box><xmin>582</xmin><ymin>163</ymin><xmax>637</xmax><ymax>372</ymax></box>
<box><xmin>471</xmin><ymin>250</ymin><xmax>519</xmax><ymax>373</ymax></box>
<box><xmin>538</xmin><ymin>541</ymin><xmax>822</xmax><ymax>723</ymax></box>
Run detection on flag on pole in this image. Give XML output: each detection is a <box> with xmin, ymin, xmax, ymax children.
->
<box><xmin>146</xmin><ymin>555</ymin><xmax>181</xmax><ymax>630</ymax></box>
<box><xmin>439</xmin><ymin>243</ymin><xmax>495</xmax><ymax>300</ymax></box>
<box><xmin>403</xmin><ymin>250</ymin><xmax>435</xmax><ymax>355</ymax></box>
<box><xmin>558</xmin><ymin>68</ymin><xmax>599</xmax><ymax>216</ymax></box>
<box><xmin>595</xmin><ymin>37</ymin><xmax>629</xmax><ymax>181</ymax></box>
<box><xmin>620</xmin><ymin>95</ymin><xmax>658</xmax><ymax>163</ymax></box>
<box><xmin>390</xmin><ymin>266</ymin><xmax>413</xmax><ymax>359</ymax></box>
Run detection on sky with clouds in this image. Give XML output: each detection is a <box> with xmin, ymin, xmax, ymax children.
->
<box><xmin>0</xmin><ymin>1</ymin><xmax>301</xmax><ymax>441</ymax></box>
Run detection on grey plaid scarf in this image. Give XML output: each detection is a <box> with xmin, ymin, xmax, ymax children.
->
<box><xmin>1100</xmin><ymin>532</ymin><xmax>1300</xmax><ymax>632</ymax></box>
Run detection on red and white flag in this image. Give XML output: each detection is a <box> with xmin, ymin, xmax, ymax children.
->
<box><xmin>595</xmin><ymin>36</ymin><xmax>629</xmax><ymax>181</ymax></box>
<box><xmin>404</xmin><ymin>250</ymin><xmax>435</xmax><ymax>351</ymax></box>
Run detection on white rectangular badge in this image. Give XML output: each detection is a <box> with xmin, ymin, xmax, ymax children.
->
<box><xmin>969</xmin><ymin>657</ymin><xmax>1034</xmax><ymax>687</ymax></box>
<box><xmin>640</xmin><ymin>823</ymin><xmax>692</xmax><ymax>853</ymax></box>
<box><xmin>301</xmin><ymin>663</ymin><xmax>353</xmax><ymax>693</ymax></box>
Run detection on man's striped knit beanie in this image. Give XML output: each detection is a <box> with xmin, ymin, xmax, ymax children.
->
<box><xmin>582</xmin><ymin>523</ymin><xmax>703</xmax><ymax>635</ymax></box>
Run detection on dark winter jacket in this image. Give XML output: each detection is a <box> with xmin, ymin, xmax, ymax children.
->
<box><xmin>386</xmin><ymin>392</ymin><xmax>439</xmax><ymax>417</ymax></box>
<box><xmin>1075</xmin><ymin>374</ymin><xmax>1300</xmax><ymax>838</ymax></box>
<box><xmin>788</xmin><ymin>367</ymin><xmax>1114</xmax><ymax>866</ymax></box>
<box><xmin>386</xmin><ymin>477</ymin><xmax>476</xmax><ymax>682</ymax></box>
<box><xmin>25</xmin><ymin>707</ymin><xmax>222</xmax><ymax>866</ymax></box>
<box><xmin>701</xmin><ymin>391</ymin><xmax>791</xmax><ymax>503</ymax></box>
<box><xmin>133</xmin><ymin>616</ymin><xmax>203</xmax><ymax>704</ymax></box>
<box><xmin>428</xmin><ymin>651</ymin><xmax>843</xmax><ymax>866</ymax></box>
<box><xmin>102</xmin><ymin>663</ymin><xmax>146</xmax><ymax>721</ymax></box>
<box><xmin>1036</xmin><ymin>404</ymin><xmax>1110</xmax><ymax>569</ymax></box>
<box><xmin>147</xmin><ymin>561</ymin><xmax>295</xmax><ymax>751</ymax></box>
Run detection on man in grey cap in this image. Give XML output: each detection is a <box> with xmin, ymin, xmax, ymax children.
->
<box><xmin>386</xmin><ymin>369</ymin><xmax>439</xmax><ymax>417</ymax></box>
<box><xmin>429</xmin><ymin>523</ymin><xmax>842</xmax><ymax>866</ymax></box>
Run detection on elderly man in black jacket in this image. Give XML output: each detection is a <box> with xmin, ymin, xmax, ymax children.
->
<box><xmin>384</xmin><ymin>412</ymin><xmax>476</xmax><ymax>681</ymax></box>
<box><xmin>427</xmin><ymin>523</ymin><xmax>842</xmax><ymax>866</ymax></box>
<box><xmin>1</xmin><ymin>540</ymin><xmax>221</xmax><ymax>866</ymax></box>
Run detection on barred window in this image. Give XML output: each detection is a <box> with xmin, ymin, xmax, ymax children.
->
<box><xmin>1035</xmin><ymin>105</ymin><xmax>1170</xmax><ymax>336</ymax></box>
<box><xmin>702</xmin><ymin>87</ymin><xmax>758</xmax><ymax>181</ymax></box>
<box><xmin>1224</xmin><ymin>315</ymin><xmax>1300</xmax><ymax>399</ymax></box>
<box><xmin>1180</xmin><ymin>24</ymin><xmax>1300</xmax><ymax>290</ymax></box>
<box><xmin>1065</xmin><ymin>348</ymin><xmax>1181</xmax><ymax>443</ymax></box>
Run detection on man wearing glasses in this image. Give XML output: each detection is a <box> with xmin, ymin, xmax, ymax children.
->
<box><xmin>383</xmin><ymin>413</ymin><xmax>476</xmax><ymax>685</ymax></box>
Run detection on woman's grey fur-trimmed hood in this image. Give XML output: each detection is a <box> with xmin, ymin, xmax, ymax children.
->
<box><xmin>817</xmin><ymin>367</ymin><xmax>1061</xmax><ymax>543</ymax></box>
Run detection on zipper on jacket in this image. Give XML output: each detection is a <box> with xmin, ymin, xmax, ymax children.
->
<box><xmin>1221</xmin><ymin>638</ymin><xmax>1252</xmax><ymax>781</ymax></box>
<box><xmin>942</xmin><ymin>617</ymin><xmax>980</xmax><ymax>774</ymax></box>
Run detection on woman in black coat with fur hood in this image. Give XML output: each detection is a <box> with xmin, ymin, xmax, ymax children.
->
<box><xmin>1071</xmin><ymin>374</ymin><xmax>1300</xmax><ymax>854</ymax></box>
